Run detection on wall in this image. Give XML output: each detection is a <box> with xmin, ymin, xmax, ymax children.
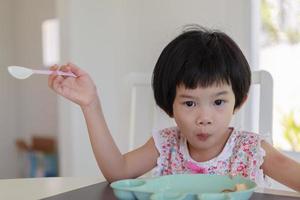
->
<box><xmin>13</xmin><ymin>0</ymin><xmax>58</xmax><ymax>143</ymax></box>
<box><xmin>56</xmin><ymin>0</ymin><xmax>255</xmax><ymax>176</ymax></box>
<box><xmin>0</xmin><ymin>0</ymin><xmax>18</xmax><ymax>178</ymax></box>
<box><xmin>0</xmin><ymin>0</ymin><xmax>58</xmax><ymax>178</ymax></box>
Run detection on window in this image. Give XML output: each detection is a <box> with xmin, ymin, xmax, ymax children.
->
<box><xmin>260</xmin><ymin>0</ymin><xmax>300</xmax><ymax>151</ymax></box>
<box><xmin>42</xmin><ymin>19</ymin><xmax>60</xmax><ymax>67</ymax></box>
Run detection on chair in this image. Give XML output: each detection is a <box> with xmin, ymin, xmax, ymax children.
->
<box><xmin>255</xmin><ymin>70</ymin><xmax>273</xmax><ymax>143</ymax></box>
<box><xmin>231</xmin><ymin>70</ymin><xmax>273</xmax><ymax>144</ymax></box>
<box><xmin>127</xmin><ymin>70</ymin><xmax>273</xmax><ymax>150</ymax></box>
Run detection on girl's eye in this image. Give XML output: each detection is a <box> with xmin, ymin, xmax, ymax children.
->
<box><xmin>184</xmin><ymin>101</ymin><xmax>196</xmax><ymax>107</ymax></box>
<box><xmin>214</xmin><ymin>99</ymin><xmax>225</xmax><ymax>106</ymax></box>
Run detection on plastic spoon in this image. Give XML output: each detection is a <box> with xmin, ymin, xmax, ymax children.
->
<box><xmin>7</xmin><ymin>66</ymin><xmax>77</xmax><ymax>79</ymax></box>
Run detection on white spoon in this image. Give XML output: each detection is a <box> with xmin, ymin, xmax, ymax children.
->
<box><xmin>7</xmin><ymin>66</ymin><xmax>77</xmax><ymax>79</ymax></box>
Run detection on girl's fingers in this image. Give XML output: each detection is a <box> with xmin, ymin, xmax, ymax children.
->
<box><xmin>61</xmin><ymin>76</ymin><xmax>75</xmax><ymax>89</ymax></box>
<box><xmin>49</xmin><ymin>62</ymin><xmax>84</xmax><ymax>77</ymax></box>
<box><xmin>48</xmin><ymin>74</ymin><xmax>58</xmax><ymax>89</ymax></box>
<box><xmin>57</xmin><ymin>64</ymin><xmax>67</xmax><ymax>72</ymax></box>
<box><xmin>52</xmin><ymin>75</ymin><xmax>64</xmax><ymax>93</ymax></box>
<box><xmin>48</xmin><ymin>73</ymin><xmax>59</xmax><ymax>89</ymax></box>
<box><xmin>49</xmin><ymin>64</ymin><xmax>74</xmax><ymax>88</ymax></box>
<box><xmin>48</xmin><ymin>63</ymin><xmax>83</xmax><ymax>95</ymax></box>
<box><xmin>67</xmin><ymin>62</ymin><xmax>86</xmax><ymax>76</ymax></box>
<box><xmin>48</xmin><ymin>64</ymin><xmax>60</xmax><ymax>88</ymax></box>
<box><xmin>49</xmin><ymin>64</ymin><xmax>57</xmax><ymax>71</ymax></box>
<box><xmin>48</xmin><ymin>75</ymin><xmax>54</xmax><ymax>89</ymax></box>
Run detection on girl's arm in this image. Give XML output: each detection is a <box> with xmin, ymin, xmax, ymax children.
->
<box><xmin>82</xmin><ymin>98</ymin><xmax>159</xmax><ymax>182</ymax></box>
<box><xmin>49</xmin><ymin>63</ymin><xmax>159</xmax><ymax>182</ymax></box>
<box><xmin>261</xmin><ymin>141</ymin><xmax>300</xmax><ymax>192</ymax></box>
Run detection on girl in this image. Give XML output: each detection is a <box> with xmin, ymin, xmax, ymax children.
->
<box><xmin>48</xmin><ymin>26</ymin><xmax>300</xmax><ymax>191</ymax></box>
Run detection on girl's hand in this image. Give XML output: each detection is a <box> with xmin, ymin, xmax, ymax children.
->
<box><xmin>48</xmin><ymin>62</ymin><xmax>98</xmax><ymax>109</ymax></box>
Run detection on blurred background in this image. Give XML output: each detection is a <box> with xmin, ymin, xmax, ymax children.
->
<box><xmin>0</xmin><ymin>0</ymin><xmax>299</xmax><ymax>190</ymax></box>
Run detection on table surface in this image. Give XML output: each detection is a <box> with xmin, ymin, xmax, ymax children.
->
<box><xmin>0</xmin><ymin>177</ymin><xmax>299</xmax><ymax>200</ymax></box>
<box><xmin>0</xmin><ymin>177</ymin><xmax>103</xmax><ymax>200</ymax></box>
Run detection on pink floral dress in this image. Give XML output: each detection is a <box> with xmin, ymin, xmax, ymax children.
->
<box><xmin>152</xmin><ymin>126</ymin><xmax>268</xmax><ymax>187</ymax></box>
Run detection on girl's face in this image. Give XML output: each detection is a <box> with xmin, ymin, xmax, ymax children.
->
<box><xmin>172</xmin><ymin>83</ymin><xmax>237</xmax><ymax>161</ymax></box>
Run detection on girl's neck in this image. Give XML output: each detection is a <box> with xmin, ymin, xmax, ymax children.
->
<box><xmin>187</xmin><ymin>128</ymin><xmax>233</xmax><ymax>162</ymax></box>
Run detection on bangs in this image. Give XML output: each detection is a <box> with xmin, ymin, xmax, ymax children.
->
<box><xmin>176</xmin><ymin>47</ymin><xmax>231</xmax><ymax>89</ymax></box>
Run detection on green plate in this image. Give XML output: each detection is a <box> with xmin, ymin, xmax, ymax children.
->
<box><xmin>110</xmin><ymin>174</ymin><xmax>257</xmax><ymax>200</ymax></box>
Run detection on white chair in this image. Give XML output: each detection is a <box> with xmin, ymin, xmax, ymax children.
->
<box><xmin>231</xmin><ymin>70</ymin><xmax>273</xmax><ymax>144</ymax></box>
<box><xmin>127</xmin><ymin>70</ymin><xmax>273</xmax><ymax>150</ymax></box>
<box><xmin>254</xmin><ymin>70</ymin><xmax>273</xmax><ymax>143</ymax></box>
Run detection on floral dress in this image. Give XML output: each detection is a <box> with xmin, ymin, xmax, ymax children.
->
<box><xmin>152</xmin><ymin>126</ymin><xmax>268</xmax><ymax>187</ymax></box>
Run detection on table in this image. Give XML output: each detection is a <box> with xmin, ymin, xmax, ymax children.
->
<box><xmin>0</xmin><ymin>177</ymin><xmax>103</xmax><ymax>200</ymax></box>
<box><xmin>0</xmin><ymin>177</ymin><xmax>299</xmax><ymax>200</ymax></box>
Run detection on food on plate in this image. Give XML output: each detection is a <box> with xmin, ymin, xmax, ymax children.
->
<box><xmin>221</xmin><ymin>183</ymin><xmax>247</xmax><ymax>193</ymax></box>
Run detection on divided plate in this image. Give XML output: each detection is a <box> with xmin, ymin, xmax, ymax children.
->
<box><xmin>110</xmin><ymin>174</ymin><xmax>257</xmax><ymax>200</ymax></box>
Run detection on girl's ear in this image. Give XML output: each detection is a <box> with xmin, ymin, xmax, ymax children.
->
<box><xmin>233</xmin><ymin>95</ymin><xmax>248</xmax><ymax>114</ymax></box>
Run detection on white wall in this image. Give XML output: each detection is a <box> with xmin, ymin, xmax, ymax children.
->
<box><xmin>0</xmin><ymin>0</ymin><xmax>18</xmax><ymax>178</ymax></box>
<box><xmin>0</xmin><ymin>0</ymin><xmax>58</xmax><ymax>178</ymax></box>
<box><xmin>13</xmin><ymin>0</ymin><xmax>58</xmax><ymax>143</ymax></box>
<box><xmin>56</xmin><ymin>0</ymin><xmax>255</xmax><ymax>177</ymax></box>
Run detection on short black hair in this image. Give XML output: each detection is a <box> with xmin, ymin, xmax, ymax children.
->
<box><xmin>152</xmin><ymin>25</ymin><xmax>251</xmax><ymax>117</ymax></box>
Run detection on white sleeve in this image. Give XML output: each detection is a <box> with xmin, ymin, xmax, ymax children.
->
<box><xmin>152</xmin><ymin>129</ymin><xmax>163</xmax><ymax>155</ymax></box>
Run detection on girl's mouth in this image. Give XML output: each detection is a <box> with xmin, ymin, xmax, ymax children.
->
<box><xmin>196</xmin><ymin>133</ymin><xmax>210</xmax><ymax>141</ymax></box>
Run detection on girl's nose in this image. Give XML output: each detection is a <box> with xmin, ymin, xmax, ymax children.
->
<box><xmin>197</xmin><ymin>118</ymin><xmax>212</xmax><ymax>126</ymax></box>
<box><xmin>196</xmin><ymin>109</ymin><xmax>212</xmax><ymax>126</ymax></box>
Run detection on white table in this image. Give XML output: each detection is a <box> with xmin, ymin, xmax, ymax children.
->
<box><xmin>0</xmin><ymin>177</ymin><xmax>104</xmax><ymax>200</ymax></box>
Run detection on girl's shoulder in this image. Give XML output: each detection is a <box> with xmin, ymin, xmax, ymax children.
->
<box><xmin>153</xmin><ymin>126</ymin><xmax>181</xmax><ymax>141</ymax></box>
<box><xmin>158</xmin><ymin>126</ymin><xmax>180</xmax><ymax>138</ymax></box>
<box><xmin>232</xmin><ymin>129</ymin><xmax>262</xmax><ymax>145</ymax></box>
<box><xmin>152</xmin><ymin>126</ymin><xmax>181</xmax><ymax>152</ymax></box>
<box><xmin>218</xmin><ymin>129</ymin><xmax>263</xmax><ymax>160</ymax></box>
<box><xmin>228</xmin><ymin>129</ymin><xmax>268</xmax><ymax>186</ymax></box>
<box><xmin>229</xmin><ymin>129</ymin><xmax>266</xmax><ymax>158</ymax></box>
